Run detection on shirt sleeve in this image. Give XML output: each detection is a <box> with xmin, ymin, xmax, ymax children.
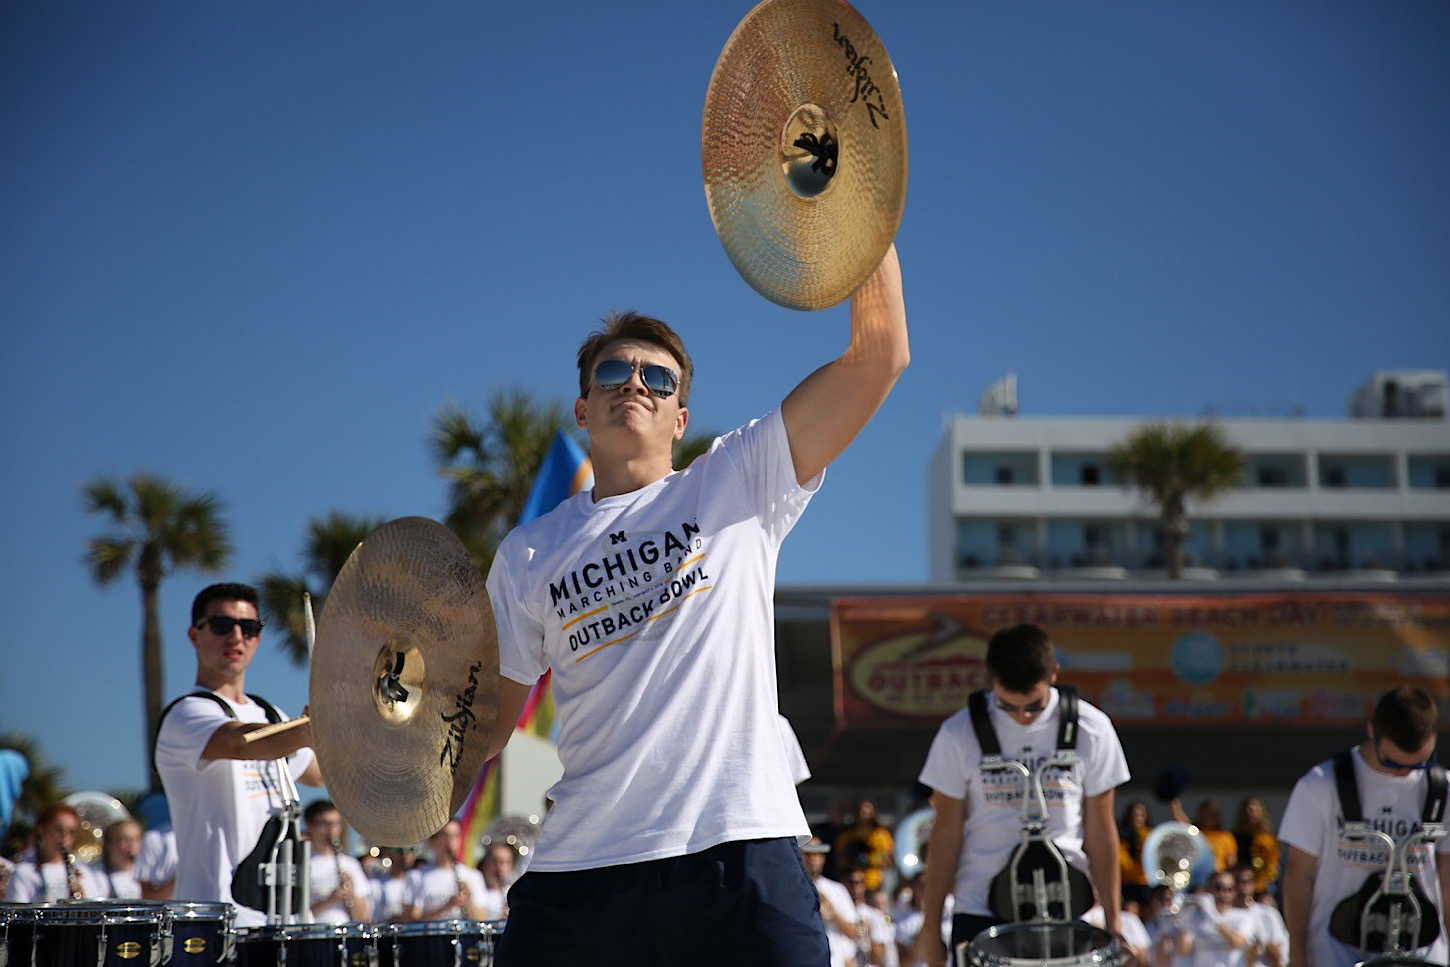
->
<box><xmin>487</xmin><ymin>542</ymin><xmax>547</xmax><ymax>686</ymax></box>
<box><xmin>918</xmin><ymin>715</ymin><xmax>971</xmax><ymax>801</ymax></box>
<box><xmin>1080</xmin><ymin>703</ymin><xmax>1131</xmax><ymax>798</ymax></box>
<box><xmin>1278</xmin><ymin>767</ymin><xmax>1328</xmax><ymax>858</ymax></box>
<box><xmin>154</xmin><ymin>695</ymin><xmax>234</xmax><ymax>773</ymax></box>
<box><xmin>718</xmin><ymin>408</ymin><xmax>821</xmax><ymax>546</ymax></box>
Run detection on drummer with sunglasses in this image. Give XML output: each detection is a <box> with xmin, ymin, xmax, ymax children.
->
<box><xmin>912</xmin><ymin>624</ymin><xmax>1131</xmax><ymax>967</ymax></box>
<box><xmin>1279</xmin><ymin>685</ymin><xmax>1450</xmax><ymax>967</ymax></box>
<box><xmin>154</xmin><ymin>582</ymin><xmax>323</xmax><ymax>926</ymax></box>
<box><xmin>483</xmin><ymin>247</ymin><xmax>906</xmax><ymax>966</ymax></box>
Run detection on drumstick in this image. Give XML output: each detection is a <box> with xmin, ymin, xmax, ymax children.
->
<box><xmin>303</xmin><ymin>591</ymin><xmax>316</xmax><ymax>660</ymax></box>
<box><xmin>239</xmin><ymin>592</ymin><xmax>319</xmax><ymax>746</ymax></box>
<box><xmin>241</xmin><ymin>715</ymin><xmax>311</xmax><ymax>744</ymax></box>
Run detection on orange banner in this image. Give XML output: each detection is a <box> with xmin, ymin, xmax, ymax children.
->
<box><xmin>831</xmin><ymin>593</ymin><xmax>1450</xmax><ymax>728</ymax></box>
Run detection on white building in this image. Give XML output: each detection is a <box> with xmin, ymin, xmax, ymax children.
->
<box><xmin>928</xmin><ymin>372</ymin><xmax>1450</xmax><ymax>582</ymax></box>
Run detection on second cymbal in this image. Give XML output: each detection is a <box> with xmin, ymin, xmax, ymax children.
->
<box><xmin>310</xmin><ymin>516</ymin><xmax>498</xmax><ymax>847</ymax></box>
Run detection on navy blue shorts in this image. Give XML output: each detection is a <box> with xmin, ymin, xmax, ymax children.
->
<box><xmin>495</xmin><ymin>837</ymin><xmax>829</xmax><ymax>967</ymax></box>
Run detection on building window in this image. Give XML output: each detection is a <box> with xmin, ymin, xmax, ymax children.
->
<box><xmin>1324</xmin><ymin>467</ymin><xmax>1346</xmax><ymax>488</ymax></box>
<box><xmin>1257</xmin><ymin>467</ymin><xmax>1288</xmax><ymax>487</ymax></box>
<box><xmin>1260</xmin><ymin>527</ymin><xmax>1280</xmax><ymax>552</ymax></box>
<box><xmin>995</xmin><ymin>465</ymin><xmax>1014</xmax><ymax>485</ymax></box>
<box><xmin>1437</xmin><ymin>469</ymin><xmax>1450</xmax><ymax>490</ymax></box>
<box><xmin>1081</xmin><ymin>464</ymin><xmax>1101</xmax><ymax>486</ymax></box>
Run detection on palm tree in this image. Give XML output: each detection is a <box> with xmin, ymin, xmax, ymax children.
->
<box><xmin>1106</xmin><ymin>422</ymin><xmax>1245</xmax><ymax>578</ymax></box>
<box><xmin>256</xmin><ymin>512</ymin><xmax>389</xmax><ymax>666</ymax></box>
<box><xmin>82</xmin><ymin>473</ymin><xmax>231</xmax><ymax>789</ymax></box>
<box><xmin>430</xmin><ymin>391</ymin><xmax>578</xmax><ymax>571</ymax></box>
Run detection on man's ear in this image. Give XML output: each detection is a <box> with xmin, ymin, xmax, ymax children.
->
<box><xmin>674</xmin><ymin>405</ymin><xmax>689</xmax><ymax>441</ymax></box>
<box><xmin>574</xmin><ymin>397</ymin><xmax>588</xmax><ymax>429</ymax></box>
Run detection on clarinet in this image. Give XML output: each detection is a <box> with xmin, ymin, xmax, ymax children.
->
<box><xmin>62</xmin><ymin>848</ymin><xmax>84</xmax><ymax>900</ymax></box>
<box><xmin>332</xmin><ymin>839</ymin><xmax>356</xmax><ymax>917</ymax></box>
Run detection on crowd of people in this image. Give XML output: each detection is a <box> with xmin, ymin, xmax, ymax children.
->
<box><xmin>1</xmin><ymin>799</ymin><xmax>523</xmax><ymax>925</ymax></box>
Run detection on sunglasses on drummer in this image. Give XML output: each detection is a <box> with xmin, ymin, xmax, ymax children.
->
<box><xmin>995</xmin><ymin>696</ymin><xmax>1050</xmax><ymax>716</ymax></box>
<box><xmin>1371</xmin><ymin>732</ymin><xmax>1437</xmax><ymax>771</ymax></box>
<box><xmin>195</xmin><ymin>615</ymin><xmax>265</xmax><ymax>639</ymax></box>
<box><xmin>592</xmin><ymin>359</ymin><xmax>679</xmax><ymax>399</ymax></box>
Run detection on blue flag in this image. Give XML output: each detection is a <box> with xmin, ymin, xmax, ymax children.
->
<box><xmin>0</xmin><ymin>749</ymin><xmax>30</xmax><ymax>833</ymax></box>
<box><xmin>519</xmin><ymin>432</ymin><xmax>593</xmax><ymax>524</ymax></box>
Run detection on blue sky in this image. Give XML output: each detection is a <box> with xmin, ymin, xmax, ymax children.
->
<box><xmin>2</xmin><ymin>0</ymin><xmax>1446</xmax><ymax>798</ymax></box>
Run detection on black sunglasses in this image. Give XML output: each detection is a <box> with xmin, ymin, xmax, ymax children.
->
<box><xmin>195</xmin><ymin>615</ymin><xmax>264</xmax><ymax>639</ymax></box>
<box><xmin>1371</xmin><ymin>731</ymin><xmax>1437</xmax><ymax>771</ymax></box>
<box><xmin>995</xmin><ymin>696</ymin><xmax>1049</xmax><ymax>716</ymax></box>
<box><xmin>593</xmin><ymin>359</ymin><xmax>679</xmax><ymax>399</ymax></box>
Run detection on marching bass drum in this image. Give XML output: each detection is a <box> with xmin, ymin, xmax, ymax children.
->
<box><xmin>958</xmin><ymin>921</ymin><xmax>1122</xmax><ymax>967</ymax></box>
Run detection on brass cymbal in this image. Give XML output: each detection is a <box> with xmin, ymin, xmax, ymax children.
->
<box><xmin>310</xmin><ymin>516</ymin><xmax>498</xmax><ymax>847</ymax></box>
<box><xmin>703</xmin><ymin>0</ymin><xmax>907</xmax><ymax>311</ymax></box>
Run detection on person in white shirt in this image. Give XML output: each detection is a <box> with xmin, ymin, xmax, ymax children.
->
<box><xmin>804</xmin><ymin>839</ymin><xmax>860</xmax><ymax>967</ymax></box>
<box><xmin>1178</xmin><ymin>872</ymin><xmax>1256</xmax><ymax>967</ymax></box>
<box><xmin>134</xmin><ymin>791</ymin><xmax>178</xmax><ymax>900</ymax></box>
<box><xmin>913</xmin><ymin>624</ymin><xmax>1131</xmax><ymax>966</ymax></box>
<box><xmin>1232</xmin><ymin>864</ymin><xmax>1286</xmax><ymax>967</ymax></box>
<box><xmin>93</xmin><ymin>818</ymin><xmax>144</xmax><ymax>899</ymax></box>
<box><xmin>1280</xmin><ymin>685</ymin><xmax>1450</xmax><ymax>967</ymax></box>
<box><xmin>483</xmin><ymin>248</ymin><xmax>908</xmax><ymax>966</ymax></box>
<box><xmin>370</xmin><ymin>846</ymin><xmax>414</xmax><ymax>922</ymax></box>
<box><xmin>476</xmin><ymin>842</ymin><xmax>514</xmax><ymax>920</ymax></box>
<box><xmin>3</xmin><ymin>802</ymin><xmax>106</xmax><ymax>901</ymax></box>
<box><xmin>305</xmin><ymin>799</ymin><xmax>370</xmax><ymax>923</ymax></box>
<box><xmin>402</xmin><ymin>819</ymin><xmax>488</xmax><ymax>921</ymax></box>
<box><xmin>153</xmin><ymin>583</ymin><xmax>322</xmax><ymax>927</ymax></box>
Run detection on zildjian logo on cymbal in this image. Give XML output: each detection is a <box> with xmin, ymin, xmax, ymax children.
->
<box><xmin>439</xmin><ymin>660</ymin><xmax>483</xmax><ymax>775</ymax></box>
<box><xmin>832</xmin><ymin>22</ymin><xmax>892</xmax><ymax>129</ymax></box>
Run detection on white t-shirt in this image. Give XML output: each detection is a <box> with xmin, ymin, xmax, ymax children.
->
<box><xmin>91</xmin><ymin>863</ymin><xmax>142</xmax><ymax>899</ymax></box>
<box><xmin>370</xmin><ymin>874</ymin><xmax>409</xmax><ymax>923</ymax></box>
<box><xmin>814</xmin><ymin>875</ymin><xmax>859</xmax><ymax>967</ymax></box>
<box><xmin>154</xmin><ymin>690</ymin><xmax>315</xmax><ymax>928</ymax></box>
<box><xmin>1182</xmin><ymin>902</ymin><xmax>1258</xmax><ymax>967</ymax></box>
<box><xmin>135</xmin><ymin>825</ymin><xmax>177</xmax><ymax>888</ymax></box>
<box><xmin>1084</xmin><ymin>904</ymin><xmax>1151</xmax><ymax>959</ymax></box>
<box><xmin>3</xmin><ymin>857</ymin><xmax>106</xmax><ymax>901</ymax></box>
<box><xmin>488</xmin><ymin>409</ymin><xmax>818</xmax><ymax>871</ymax></box>
<box><xmin>402</xmin><ymin>863</ymin><xmax>488</xmax><ymax>920</ymax></box>
<box><xmin>1247</xmin><ymin>901</ymin><xmax>1289</xmax><ymax>964</ymax></box>
<box><xmin>309</xmin><ymin>850</ymin><xmax>371</xmax><ymax>923</ymax></box>
<box><xmin>917</xmin><ymin>687</ymin><xmax>1131</xmax><ymax>915</ymax></box>
<box><xmin>477</xmin><ymin>882</ymin><xmax>507</xmax><ymax>920</ymax></box>
<box><xmin>778</xmin><ymin>713</ymin><xmax>812</xmax><ymax>786</ymax></box>
<box><xmin>1279</xmin><ymin>748</ymin><xmax>1450</xmax><ymax>967</ymax></box>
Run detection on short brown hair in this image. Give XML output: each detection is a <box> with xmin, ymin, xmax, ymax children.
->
<box><xmin>986</xmin><ymin>624</ymin><xmax>1056</xmax><ymax>692</ymax></box>
<box><xmin>576</xmin><ymin>310</ymin><xmax>694</xmax><ymax>406</ymax></box>
<box><xmin>1371</xmin><ymin>686</ymin><xmax>1439</xmax><ymax>751</ymax></box>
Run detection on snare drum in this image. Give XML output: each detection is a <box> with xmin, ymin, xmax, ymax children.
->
<box><xmin>235</xmin><ymin>922</ymin><xmax>348</xmax><ymax>967</ymax></box>
<box><xmin>163</xmin><ymin>901</ymin><xmax>234</xmax><ymax>964</ymax></box>
<box><xmin>392</xmin><ymin>919</ymin><xmax>502</xmax><ymax>967</ymax></box>
<box><xmin>959</xmin><ymin>920</ymin><xmax>1122</xmax><ymax>967</ymax></box>
<box><xmin>338</xmin><ymin>922</ymin><xmax>385</xmax><ymax>967</ymax></box>
<box><xmin>25</xmin><ymin>901</ymin><xmax>172</xmax><ymax>967</ymax></box>
<box><xmin>0</xmin><ymin>904</ymin><xmax>46</xmax><ymax>967</ymax></box>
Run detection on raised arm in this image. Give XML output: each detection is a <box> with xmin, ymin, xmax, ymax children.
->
<box><xmin>781</xmin><ymin>244</ymin><xmax>908</xmax><ymax>485</ymax></box>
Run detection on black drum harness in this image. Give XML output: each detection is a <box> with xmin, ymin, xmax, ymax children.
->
<box><xmin>1327</xmin><ymin>748</ymin><xmax>1448</xmax><ymax>957</ymax></box>
<box><xmin>967</xmin><ymin>685</ymin><xmax>1096</xmax><ymax>923</ymax></box>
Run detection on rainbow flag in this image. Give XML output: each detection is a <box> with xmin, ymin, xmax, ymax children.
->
<box><xmin>457</xmin><ymin>431</ymin><xmax>591</xmax><ymax>863</ymax></box>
